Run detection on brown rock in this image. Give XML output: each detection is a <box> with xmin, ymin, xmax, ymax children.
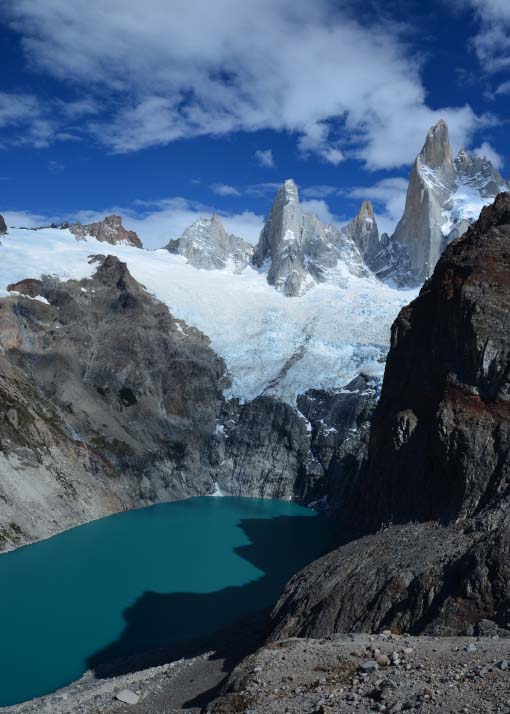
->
<box><xmin>69</xmin><ymin>215</ymin><xmax>142</xmax><ymax>248</ymax></box>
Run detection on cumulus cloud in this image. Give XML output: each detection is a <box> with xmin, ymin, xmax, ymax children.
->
<box><xmin>458</xmin><ymin>0</ymin><xmax>510</xmax><ymax>72</ymax></box>
<box><xmin>350</xmin><ymin>177</ymin><xmax>409</xmax><ymax>236</ymax></box>
<box><xmin>471</xmin><ymin>141</ymin><xmax>504</xmax><ymax>170</ymax></box>
<box><xmin>254</xmin><ymin>149</ymin><xmax>274</xmax><ymax>168</ymax></box>
<box><xmin>301</xmin><ymin>199</ymin><xmax>338</xmax><ymax>226</ymax></box>
<box><xmin>1</xmin><ymin>0</ymin><xmax>490</xmax><ymax>168</ymax></box>
<box><xmin>210</xmin><ymin>183</ymin><xmax>241</xmax><ymax>197</ymax></box>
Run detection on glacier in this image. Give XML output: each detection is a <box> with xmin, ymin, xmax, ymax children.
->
<box><xmin>0</xmin><ymin>227</ymin><xmax>416</xmax><ymax>403</ymax></box>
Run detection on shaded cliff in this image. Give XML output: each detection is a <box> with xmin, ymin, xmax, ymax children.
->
<box><xmin>270</xmin><ymin>192</ymin><xmax>510</xmax><ymax>638</ymax></box>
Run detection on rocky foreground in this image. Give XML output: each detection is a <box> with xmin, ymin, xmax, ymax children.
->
<box><xmin>7</xmin><ymin>631</ymin><xmax>510</xmax><ymax>714</ymax></box>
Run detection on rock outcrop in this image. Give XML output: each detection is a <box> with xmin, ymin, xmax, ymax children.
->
<box><xmin>269</xmin><ymin>192</ymin><xmax>510</xmax><ymax>638</ymax></box>
<box><xmin>0</xmin><ymin>255</ymin><xmax>225</xmax><ymax>547</ymax></box>
<box><xmin>0</xmin><ymin>214</ymin><xmax>7</xmax><ymax>235</ymax></box>
<box><xmin>69</xmin><ymin>215</ymin><xmax>142</xmax><ymax>248</ymax></box>
<box><xmin>253</xmin><ymin>180</ymin><xmax>370</xmax><ymax>296</ymax></box>
<box><xmin>166</xmin><ymin>215</ymin><xmax>253</xmax><ymax>273</ymax></box>
<box><xmin>214</xmin><ymin>375</ymin><xmax>377</xmax><ymax>509</ymax></box>
<box><xmin>392</xmin><ymin>120</ymin><xmax>508</xmax><ymax>282</ymax></box>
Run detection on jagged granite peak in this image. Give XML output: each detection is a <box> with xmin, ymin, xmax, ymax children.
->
<box><xmin>69</xmin><ymin>215</ymin><xmax>142</xmax><ymax>248</ymax></box>
<box><xmin>253</xmin><ymin>179</ymin><xmax>371</xmax><ymax>296</ymax></box>
<box><xmin>166</xmin><ymin>214</ymin><xmax>253</xmax><ymax>273</ymax></box>
<box><xmin>420</xmin><ymin>118</ymin><xmax>456</xmax><ymax>180</ymax></box>
<box><xmin>454</xmin><ymin>147</ymin><xmax>508</xmax><ymax>197</ymax></box>
<box><xmin>253</xmin><ymin>179</ymin><xmax>310</xmax><ymax>296</ymax></box>
<box><xmin>344</xmin><ymin>201</ymin><xmax>416</xmax><ymax>287</ymax></box>
<box><xmin>269</xmin><ymin>193</ymin><xmax>510</xmax><ymax>640</ymax></box>
<box><xmin>393</xmin><ymin>120</ymin><xmax>509</xmax><ymax>283</ymax></box>
<box><xmin>0</xmin><ymin>214</ymin><xmax>6</xmax><ymax>235</ymax></box>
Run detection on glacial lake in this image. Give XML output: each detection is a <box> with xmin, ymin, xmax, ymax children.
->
<box><xmin>0</xmin><ymin>496</ymin><xmax>339</xmax><ymax>706</ymax></box>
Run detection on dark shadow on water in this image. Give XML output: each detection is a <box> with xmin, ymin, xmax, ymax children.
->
<box><xmin>86</xmin><ymin>512</ymin><xmax>344</xmax><ymax>708</ymax></box>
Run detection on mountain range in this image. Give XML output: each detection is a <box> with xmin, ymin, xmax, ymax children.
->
<box><xmin>1</xmin><ymin>118</ymin><xmax>510</xmax><ymax>711</ymax></box>
<box><xmin>166</xmin><ymin>119</ymin><xmax>509</xmax><ymax>293</ymax></box>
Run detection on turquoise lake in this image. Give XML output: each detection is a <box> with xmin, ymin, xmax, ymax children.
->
<box><xmin>0</xmin><ymin>496</ymin><xmax>339</xmax><ymax>706</ymax></box>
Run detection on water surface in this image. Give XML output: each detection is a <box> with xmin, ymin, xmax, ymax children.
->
<box><xmin>0</xmin><ymin>496</ymin><xmax>338</xmax><ymax>706</ymax></box>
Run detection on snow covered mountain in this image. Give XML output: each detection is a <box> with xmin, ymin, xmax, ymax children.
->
<box><xmin>0</xmin><ymin>221</ymin><xmax>415</xmax><ymax>403</ymax></box>
<box><xmin>166</xmin><ymin>214</ymin><xmax>253</xmax><ymax>273</ymax></box>
<box><xmin>392</xmin><ymin>119</ymin><xmax>509</xmax><ymax>281</ymax></box>
<box><xmin>252</xmin><ymin>179</ymin><xmax>411</xmax><ymax>296</ymax></box>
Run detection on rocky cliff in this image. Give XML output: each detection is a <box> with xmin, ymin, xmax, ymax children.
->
<box><xmin>393</xmin><ymin>120</ymin><xmax>508</xmax><ymax>282</ymax></box>
<box><xmin>0</xmin><ymin>214</ymin><xmax>6</xmax><ymax>235</ymax></box>
<box><xmin>69</xmin><ymin>215</ymin><xmax>142</xmax><ymax>248</ymax></box>
<box><xmin>270</xmin><ymin>192</ymin><xmax>510</xmax><ymax>638</ymax></box>
<box><xmin>166</xmin><ymin>214</ymin><xmax>253</xmax><ymax>273</ymax></box>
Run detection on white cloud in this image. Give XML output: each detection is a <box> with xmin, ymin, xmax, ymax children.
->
<box><xmin>458</xmin><ymin>0</ymin><xmax>510</xmax><ymax>72</ymax></box>
<box><xmin>1</xmin><ymin>0</ymin><xmax>490</xmax><ymax>169</ymax></box>
<box><xmin>300</xmin><ymin>185</ymin><xmax>340</xmax><ymax>199</ymax></box>
<box><xmin>297</xmin><ymin>123</ymin><xmax>345</xmax><ymax>165</ymax></box>
<box><xmin>254</xmin><ymin>148</ymin><xmax>274</xmax><ymax>168</ymax></box>
<box><xmin>210</xmin><ymin>183</ymin><xmax>241</xmax><ymax>197</ymax></box>
<box><xmin>496</xmin><ymin>80</ymin><xmax>510</xmax><ymax>95</ymax></box>
<box><xmin>471</xmin><ymin>141</ymin><xmax>504</xmax><ymax>170</ymax></box>
<box><xmin>2</xmin><ymin>209</ymin><xmax>54</xmax><ymax>228</ymax></box>
<box><xmin>350</xmin><ymin>177</ymin><xmax>409</xmax><ymax>236</ymax></box>
<box><xmin>301</xmin><ymin>199</ymin><xmax>337</xmax><ymax>226</ymax></box>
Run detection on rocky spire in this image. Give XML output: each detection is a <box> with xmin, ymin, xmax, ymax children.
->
<box><xmin>253</xmin><ymin>179</ymin><xmax>309</xmax><ymax>296</ymax></box>
<box><xmin>392</xmin><ymin>120</ymin><xmax>458</xmax><ymax>282</ymax></box>
<box><xmin>0</xmin><ymin>214</ymin><xmax>6</xmax><ymax>235</ymax></box>
<box><xmin>418</xmin><ymin>118</ymin><xmax>455</xmax><ymax>181</ymax></box>
<box><xmin>344</xmin><ymin>200</ymin><xmax>379</xmax><ymax>258</ymax></box>
<box><xmin>69</xmin><ymin>215</ymin><xmax>142</xmax><ymax>248</ymax></box>
<box><xmin>166</xmin><ymin>214</ymin><xmax>253</xmax><ymax>273</ymax></box>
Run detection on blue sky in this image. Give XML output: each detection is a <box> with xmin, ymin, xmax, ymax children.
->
<box><xmin>0</xmin><ymin>0</ymin><xmax>509</xmax><ymax>247</ymax></box>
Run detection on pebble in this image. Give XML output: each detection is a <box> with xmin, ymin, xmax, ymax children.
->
<box><xmin>377</xmin><ymin>655</ymin><xmax>391</xmax><ymax>667</ymax></box>
<box><xmin>498</xmin><ymin>660</ymin><xmax>509</xmax><ymax>671</ymax></box>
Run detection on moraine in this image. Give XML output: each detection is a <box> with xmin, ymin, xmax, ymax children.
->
<box><xmin>0</xmin><ymin>497</ymin><xmax>338</xmax><ymax>706</ymax></box>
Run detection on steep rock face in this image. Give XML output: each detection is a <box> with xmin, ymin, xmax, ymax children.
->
<box><xmin>166</xmin><ymin>215</ymin><xmax>253</xmax><ymax>273</ymax></box>
<box><xmin>214</xmin><ymin>375</ymin><xmax>377</xmax><ymax>507</ymax></box>
<box><xmin>69</xmin><ymin>215</ymin><xmax>142</xmax><ymax>248</ymax></box>
<box><xmin>0</xmin><ymin>353</ymin><xmax>124</xmax><ymax>551</ymax></box>
<box><xmin>345</xmin><ymin>202</ymin><xmax>416</xmax><ymax>286</ymax></box>
<box><xmin>393</xmin><ymin>120</ymin><xmax>508</xmax><ymax>282</ymax></box>
<box><xmin>363</xmin><ymin>192</ymin><xmax>510</xmax><ymax>526</ymax></box>
<box><xmin>0</xmin><ymin>214</ymin><xmax>6</xmax><ymax>235</ymax></box>
<box><xmin>253</xmin><ymin>179</ymin><xmax>312</xmax><ymax>296</ymax></box>
<box><xmin>269</xmin><ymin>193</ymin><xmax>510</xmax><ymax>638</ymax></box>
<box><xmin>0</xmin><ymin>256</ymin><xmax>226</xmax><ymax>546</ymax></box>
<box><xmin>253</xmin><ymin>180</ymin><xmax>370</xmax><ymax>296</ymax></box>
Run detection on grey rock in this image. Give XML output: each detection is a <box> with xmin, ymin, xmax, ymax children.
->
<box><xmin>69</xmin><ymin>215</ymin><xmax>142</xmax><ymax>248</ymax></box>
<box><xmin>392</xmin><ymin>120</ymin><xmax>509</xmax><ymax>282</ymax></box>
<box><xmin>115</xmin><ymin>688</ymin><xmax>139</xmax><ymax>704</ymax></box>
<box><xmin>360</xmin><ymin>660</ymin><xmax>379</xmax><ymax>673</ymax></box>
<box><xmin>0</xmin><ymin>213</ymin><xmax>7</xmax><ymax>235</ymax></box>
<box><xmin>166</xmin><ymin>214</ymin><xmax>253</xmax><ymax>273</ymax></box>
<box><xmin>344</xmin><ymin>202</ymin><xmax>416</xmax><ymax>287</ymax></box>
<box><xmin>253</xmin><ymin>180</ymin><xmax>370</xmax><ymax>296</ymax></box>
